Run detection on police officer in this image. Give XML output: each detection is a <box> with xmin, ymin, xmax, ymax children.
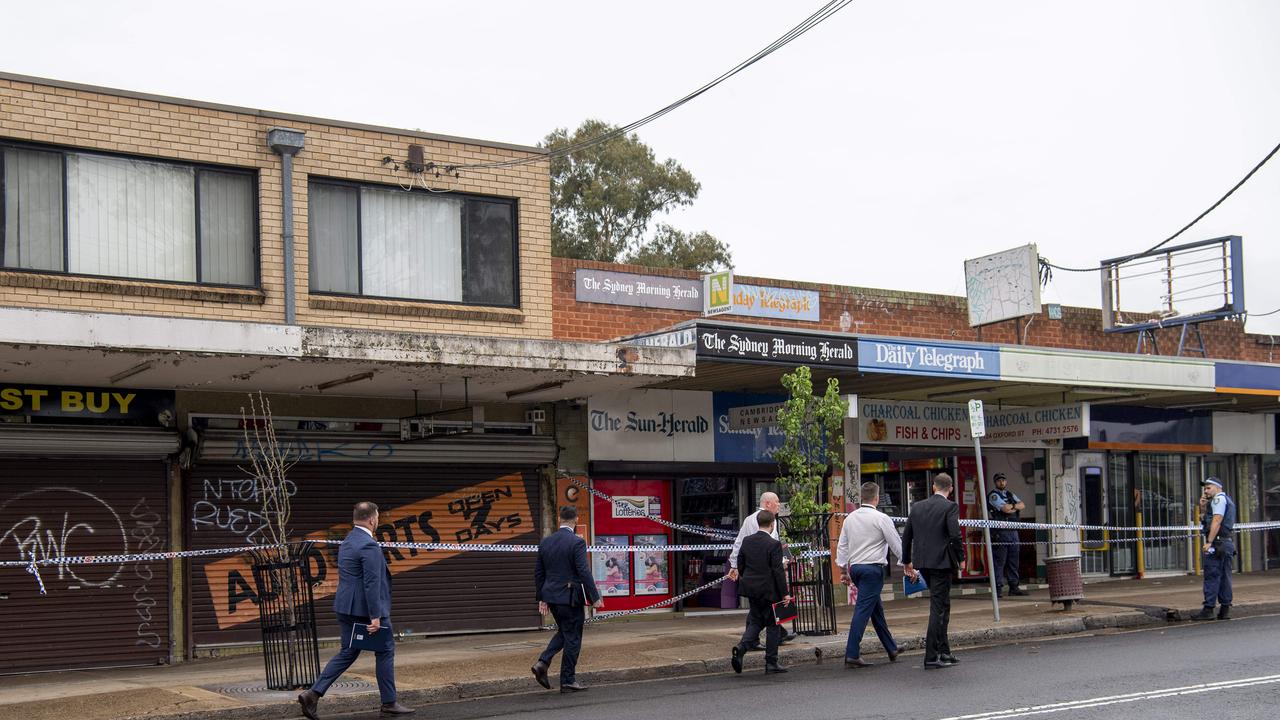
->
<box><xmin>987</xmin><ymin>473</ymin><xmax>1028</xmax><ymax>597</ymax></box>
<box><xmin>1191</xmin><ymin>477</ymin><xmax>1235</xmax><ymax>621</ymax></box>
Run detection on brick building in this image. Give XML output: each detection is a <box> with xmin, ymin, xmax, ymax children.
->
<box><xmin>0</xmin><ymin>73</ymin><xmax>691</xmax><ymax>673</ymax></box>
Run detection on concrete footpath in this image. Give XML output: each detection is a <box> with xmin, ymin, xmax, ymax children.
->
<box><xmin>4</xmin><ymin>572</ymin><xmax>1278</xmax><ymax>720</ymax></box>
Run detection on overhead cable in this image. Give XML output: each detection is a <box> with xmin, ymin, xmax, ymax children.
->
<box><xmin>451</xmin><ymin>0</ymin><xmax>855</xmax><ymax>171</ymax></box>
<box><xmin>1040</xmin><ymin>137</ymin><xmax>1280</xmax><ymax>274</ymax></box>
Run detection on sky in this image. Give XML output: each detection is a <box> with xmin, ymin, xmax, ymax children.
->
<box><xmin>4</xmin><ymin>0</ymin><xmax>1279</xmax><ymax>335</ymax></box>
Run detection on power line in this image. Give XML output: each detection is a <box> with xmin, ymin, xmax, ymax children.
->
<box><xmin>1251</xmin><ymin>307</ymin><xmax>1280</xmax><ymax>318</ymax></box>
<box><xmin>451</xmin><ymin>1</ymin><xmax>855</xmax><ymax>171</ymax></box>
<box><xmin>1040</xmin><ymin>136</ymin><xmax>1280</xmax><ymax>274</ymax></box>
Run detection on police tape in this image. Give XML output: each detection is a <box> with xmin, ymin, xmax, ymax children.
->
<box><xmin>835</xmin><ymin>511</ymin><xmax>1280</xmax><ymax>534</ymax></box>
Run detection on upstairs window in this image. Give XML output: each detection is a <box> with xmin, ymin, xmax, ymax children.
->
<box><xmin>308</xmin><ymin>179</ymin><xmax>518</xmax><ymax>307</ymax></box>
<box><xmin>1</xmin><ymin>143</ymin><xmax>257</xmax><ymax>286</ymax></box>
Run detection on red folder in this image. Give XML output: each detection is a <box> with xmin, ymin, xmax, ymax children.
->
<box><xmin>772</xmin><ymin>598</ymin><xmax>797</xmax><ymax>624</ymax></box>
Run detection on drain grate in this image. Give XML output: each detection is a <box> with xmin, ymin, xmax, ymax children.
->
<box><xmin>205</xmin><ymin>678</ymin><xmax>373</xmax><ymax>702</ymax></box>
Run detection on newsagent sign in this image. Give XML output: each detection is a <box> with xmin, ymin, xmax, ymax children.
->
<box><xmin>859</xmin><ymin>399</ymin><xmax>1089</xmax><ymax>447</ymax></box>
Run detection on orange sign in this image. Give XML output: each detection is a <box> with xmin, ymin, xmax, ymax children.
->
<box><xmin>204</xmin><ymin>474</ymin><xmax>532</xmax><ymax>629</ymax></box>
<box><xmin>555</xmin><ymin>476</ymin><xmax>592</xmax><ymax>541</ymax></box>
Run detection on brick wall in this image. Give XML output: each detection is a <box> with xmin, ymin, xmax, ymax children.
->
<box><xmin>0</xmin><ymin>75</ymin><xmax>552</xmax><ymax>339</ymax></box>
<box><xmin>554</xmin><ymin>258</ymin><xmax>1270</xmax><ymax>361</ymax></box>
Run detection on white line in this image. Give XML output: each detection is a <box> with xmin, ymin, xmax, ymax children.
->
<box><xmin>937</xmin><ymin>674</ymin><xmax>1280</xmax><ymax>720</ymax></box>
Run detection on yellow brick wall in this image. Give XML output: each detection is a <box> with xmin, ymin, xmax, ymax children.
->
<box><xmin>0</xmin><ymin>76</ymin><xmax>552</xmax><ymax>338</ymax></box>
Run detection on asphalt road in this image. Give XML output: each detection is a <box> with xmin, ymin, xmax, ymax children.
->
<box><xmin>331</xmin><ymin>613</ymin><xmax>1280</xmax><ymax>720</ymax></box>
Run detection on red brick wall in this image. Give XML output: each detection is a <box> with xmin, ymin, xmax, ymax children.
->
<box><xmin>554</xmin><ymin>258</ymin><xmax>1271</xmax><ymax>362</ymax></box>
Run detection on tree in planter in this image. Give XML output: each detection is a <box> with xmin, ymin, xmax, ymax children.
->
<box><xmin>240</xmin><ymin>392</ymin><xmax>317</xmax><ymax>690</ymax></box>
<box><xmin>773</xmin><ymin>366</ymin><xmax>848</xmax><ymax>537</ymax></box>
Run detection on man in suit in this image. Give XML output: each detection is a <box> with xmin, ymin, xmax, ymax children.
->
<box><xmin>730</xmin><ymin>510</ymin><xmax>791</xmax><ymax>675</ymax></box>
<box><xmin>727</xmin><ymin>491</ymin><xmax>796</xmax><ymax>648</ymax></box>
<box><xmin>299</xmin><ymin>502</ymin><xmax>413</xmax><ymax>718</ymax></box>
<box><xmin>902</xmin><ymin>473</ymin><xmax>965</xmax><ymax>669</ymax></box>
<box><xmin>532</xmin><ymin>505</ymin><xmax>603</xmax><ymax>693</ymax></box>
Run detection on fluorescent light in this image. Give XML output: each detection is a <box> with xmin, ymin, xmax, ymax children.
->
<box><xmin>109</xmin><ymin>361</ymin><xmax>154</xmax><ymax>384</ymax></box>
<box><xmin>507</xmin><ymin>380</ymin><xmax>566</xmax><ymax>399</ymax></box>
<box><xmin>316</xmin><ymin>371</ymin><xmax>375</xmax><ymax>392</ymax></box>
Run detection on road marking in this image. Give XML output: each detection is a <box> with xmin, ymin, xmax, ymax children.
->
<box><xmin>937</xmin><ymin>674</ymin><xmax>1280</xmax><ymax>720</ymax></box>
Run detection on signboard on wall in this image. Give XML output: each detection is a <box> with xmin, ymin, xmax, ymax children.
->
<box><xmin>731</xmin><ymin>284</ymin><xmax>821</xmax><ymax>322</ymax></box>
<box><xmin>588</xmin><ymin>390</ymin><xmax>715</xmax><ymax>461</ymax></box>
<box><xmin>574</xmin><ymin>269</ymin><xmax>702</xmax><ymax>311</ymax></box>
<box><xmin>703</xmin><ymin>271</ymin><xmax>734</xmax><ymax>316</ymax></box>
<box><xmin>697</xmin><ymin>326</ymin><xmax>858</xmax><ymax>366</ymax></box>
<box><xmin>858</xmin><ymin>339</ymin><xmax>1001</xmax><ymax>379</ymax></box>
<box><xmin>0</xmin><ymin>383</ymin><xmax>174</xmax><ymax>425</ymax></box>
<box><xmin>859</xmin><ymin>398</ymin><xmax>1088</xmax><ymax>447</ymax></box>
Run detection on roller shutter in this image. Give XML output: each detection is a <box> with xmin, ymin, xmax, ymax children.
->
<box><xmin>187</xmin><ymin>462</ymin><xmax>543</xmax><ymax>648</ymax></box>
<box><xmin>0</xmin><ymin>459</ymin><xmax>170</xmax><ymax>673</ymax></box>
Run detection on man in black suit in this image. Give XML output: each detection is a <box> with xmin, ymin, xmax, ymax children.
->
<box><xmin>902</xmin><ymin>473</ymin><xmax>965</xmax><ymax>669</ymax></box>
<box><xmin>730</xmin><ymin>510</ymin><xmax>791</xmax><ymax>675</ymax></box>
<box><xmin>532</xmin><ymin>505</ymin><xmax>603</xmax><ymax>693</ymax></box>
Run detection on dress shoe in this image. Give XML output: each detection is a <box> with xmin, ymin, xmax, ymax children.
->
<box><xmin>297</xmin><ymin>689</ymin><xmax>320</xmax><ymax>720</ymax></box>
<box><xmin>731</xmin><ymin>645</ymin><xmax>743</xmax><ymax>674</ymax></box>
<box><xmin>560</xmin><ymin>682</ymin><xmax>588</xmax><ymax>694</ymax></box>
<box><xmin>940</xmin><ymin>653</ymin><xmax>959</xmax><ymax>664</ymax></box>
<box><xmin>1008</xmin><ymin>586</ymin><xmax>1029</xmax><ymax>596</ymax></box>
<box><xmin>531</xmin><ymin>660</ymin><xmax>551</xmax><ymax>689</ymax></box>
<box><xmin>924</xmin><ymin>658</ymin><xmax>954</xmax><ymax>669</ymax></box>
<box><xmin>844</xmin><ymin>656</ymin><xmax>874</xmax><ymax>668</ymax></box>
<box><xmin>780</xmin><ymin>631</ymin><xmax>799</xmax><ymax>644</ymax></box>
<box><xmin>1217</xmin><ymin>605</ymin><xmax>1231</xmax><ymax>620</ymax></box>
<box><xmin>380</xmin><ymin>702</ymin><xmax>415</xmax><ymax>715</ymax></box>
<box><xmin>887</xmin><ymin>649</ymin><xmax>900</xmax><ymax>663</ymax></box>
<box><xmin>1190</xmin><ymin>606</ymin><xmax>1216</xmax><ymax>621</ymax></box>
<box><xmin>744</xmin><ymin>641</ymin><xmax>764</xmax><ymax>652</ymax></box>
<box><xmin>764</xmin><ymin>662</ymin><xmax>788</xmax><ymax>674</ymax></box>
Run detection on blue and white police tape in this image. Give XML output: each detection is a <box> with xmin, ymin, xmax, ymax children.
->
<box><xmin>834</xmin><ymin>511</ymin><xmax>1280</xmax><ymax>534</ymax></box>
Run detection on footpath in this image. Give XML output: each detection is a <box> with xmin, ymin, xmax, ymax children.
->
<box><xmin>4</xmin><ymin>571</ymin><xmax>1278</xmax><ymax>720</ymax></box>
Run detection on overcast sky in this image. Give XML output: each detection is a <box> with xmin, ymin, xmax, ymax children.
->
<box><xmin>5</xmin><ymin>1</ymin><xmax>1279</xmax><ymax>337</ymax></box>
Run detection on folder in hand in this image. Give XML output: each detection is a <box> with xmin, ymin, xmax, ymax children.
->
<box><xmin>903</xmin><ymin>573</ymin><xmax>928</xmax><ymax>597</ymax></box>
<box><xmin>350</xmin><ymin>622</ymin><xmax>390</xmax><ymax>650</ymax></box>
<box><xmin>772</xmin><ymin>598</ymin><xmax>798</xmax><ymax>625</ymax></box>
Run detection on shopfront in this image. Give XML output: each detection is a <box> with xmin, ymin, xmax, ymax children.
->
<box><xmin>0</xmin><ymin>383</ymin><xmax>179</xmax><ymax>673</ymax></box>
<box><xmin>185</xmin><ymin>422</ymin><xmax>555</xmax><ymax>651</ymax></box>
<box><xmin>586</xmin><ymin>389</ymin><xmax>792</xmax><ymax>611</ymax></box>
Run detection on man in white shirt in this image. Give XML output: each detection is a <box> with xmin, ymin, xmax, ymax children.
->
<box><xmin>836</xmin><ymin>482</ymin><xmax>902</xmax><ymax>668</ymax></box>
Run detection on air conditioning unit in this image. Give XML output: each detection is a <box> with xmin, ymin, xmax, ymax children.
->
<box><xmin>525</xmin><ymin>409</ymin><xmax>547</xmax><ymax>424</ymax></box>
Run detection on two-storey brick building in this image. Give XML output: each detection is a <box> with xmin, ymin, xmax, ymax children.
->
<box><xmin>0</xmin><ymin>73</ymin><xmax>693</xmax><ymax>673</ymax></box>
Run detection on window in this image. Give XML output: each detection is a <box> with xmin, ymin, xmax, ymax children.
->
<box><xmin>308</xmin><ymin>180</ymin><xmax>518</xmax><ymax>307</ymax></box>
<box><xmin>1</xmin><ymin>143</ymin><xmax>257</xmax><ymax>286</ymax></box>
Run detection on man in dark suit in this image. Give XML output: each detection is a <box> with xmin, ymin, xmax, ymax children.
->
<box><xmin>902</xmin><ymin>473</ymin><xmax>965</xmax><ymax>669</ymax></box>
<box><xmin>730</xmin><ymin>510</ymin><xmax>791</xmax><ymax>675</ymax></box>
<box><xmin>299</xmin><ymin>502</ymin><xmax>413</xmax><ymax>718</ymax></box>
<box><xmin>532</xmin><ymin>505</ymin><xmax>603</xmax><ymax>693</ymax></box>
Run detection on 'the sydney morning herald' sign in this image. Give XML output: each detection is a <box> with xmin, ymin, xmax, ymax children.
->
<box><xmin>697</xmin><ymin>327</ymin><xmax>858</xmax><ymax>367</ymax></box>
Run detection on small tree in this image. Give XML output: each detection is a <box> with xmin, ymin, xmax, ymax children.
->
<box><xmin>774</xmin><ymin>366</ymin><xmax>848</xmax><ymax>536</ymax></box>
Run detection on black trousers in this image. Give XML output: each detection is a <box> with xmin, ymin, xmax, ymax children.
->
<box><xmin>737</xmin><ymin>596</ymin><xmax>781</xmax><ymax>663</ymax></box>
<box><xmin>922</xmin><ymin>568</ymin><xmax>953</xmax><ymax>661</ymax></box>
<box><xmin>539</xmin><ymin>603</ymin><xmax>585</xmax><ymax>684</ymax></box>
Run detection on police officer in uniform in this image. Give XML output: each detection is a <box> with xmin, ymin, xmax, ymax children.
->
<box><xmin>987</xmin><ymin>473</ymin><xmax>1028</xmax><ymax>597</ymax></box>
<box><xmin>1191</xmin><ymin>477</ymin><xmax>1235</xmax><ymax>621</ymax></box>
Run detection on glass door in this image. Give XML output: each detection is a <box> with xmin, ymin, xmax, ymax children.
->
<box><xmin>1108</xmin><ymin>455</ymin><xmax>1136</xmax><ymax>575</ymax></box>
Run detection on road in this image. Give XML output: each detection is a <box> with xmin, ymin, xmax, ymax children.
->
<box><xmin>332</xmin><ymin>613</ymin><xmax>1280</xmax><ymax>720</ymax></box>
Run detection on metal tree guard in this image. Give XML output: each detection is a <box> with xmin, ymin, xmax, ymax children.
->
<box><xmin>250</xmin><ymin>542</ymin><xmax>321</xmax><ymax>691</ymax></box>
<box><xmin>784</xmin><ymin>514</ymin><xmax>837</xmax><ymax>636</ymax></box>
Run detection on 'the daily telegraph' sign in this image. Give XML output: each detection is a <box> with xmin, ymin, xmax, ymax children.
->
<box><xmin>857</xmin><ymin>339</ymin><xmax>1001</xmax><ymax>379</ymax></box>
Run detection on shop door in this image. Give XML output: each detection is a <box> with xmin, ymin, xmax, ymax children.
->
<box><xmin>1107</xmin><ymin>455</ymin><xmax>1136</xmax><ymax>575</ymax></box>
<box><xmin>1263</xmin><ymin>455</ymin><xmax>1280</xmax><ymax>570</ymax></box>
<box><xmin>590</xmin><ymin>478</ymin><xmax>673</xmax><ymax>612</ymax></box>
<box><xmin>1202</xmin><ymin>455</ymin><xmax>1242</xmax><ymax>572</ymax></box>
<box><xmin>0</xmin><ymin>459</ymin><xmax>170</xmax><ymax>673</ymax></box>
<box><xmin>1079</xmin><ymin>464</ymin><xmax>1108</xmax><ymax>575</ymax></box>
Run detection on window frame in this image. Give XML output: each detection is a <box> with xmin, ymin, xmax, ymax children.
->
<box><xmin>0</xmin><ymin>139</ymin><xmax>261</xmax><ymax>289</ymax></box>
<box><xmin>307</xmin><ymin>176</ymin><xmax>521</xmax><ymax>309</ymax></box>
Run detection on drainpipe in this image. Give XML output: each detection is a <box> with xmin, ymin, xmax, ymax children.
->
<box><xmin>268</xmin><ymin>128</ymin><xmax>306</xmax><ymax>324</ymax></box>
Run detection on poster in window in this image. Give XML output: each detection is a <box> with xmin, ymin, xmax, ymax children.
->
<box><xmin>633</xmin><ymin>535</ymin><xmax>670</xmax><ymax>596</ymax></box>
<box><xmin>592</xmin><ymin>535</ymin><xmax>631</xmax><ymax>596</ymax></box>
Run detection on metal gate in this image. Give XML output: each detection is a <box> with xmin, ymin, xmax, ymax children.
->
<box><xmin>783</xmin><ymin>514</ymin><xmax>836</xmax><ymax>636</ymax></box>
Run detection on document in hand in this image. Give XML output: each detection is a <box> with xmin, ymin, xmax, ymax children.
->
<box><xmin>903</xmin><ymin>573</ymin><xmax>928</xmax><ymax>597</ymax></box>
<box><xmin>350</xmin><ymin>622</ymin><xmax>390</xmax><ymax>650</ymax></box>
<box><xmin>772</xmin><ymin>598</ymin><xmax>798</xmax><ymax>625</ymax></box>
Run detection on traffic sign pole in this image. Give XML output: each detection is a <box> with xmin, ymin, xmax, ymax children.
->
<box><xmin>968</xmin><ymin>400</ymin><xmax>1001</xmax><ymax>622</ymax></box>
